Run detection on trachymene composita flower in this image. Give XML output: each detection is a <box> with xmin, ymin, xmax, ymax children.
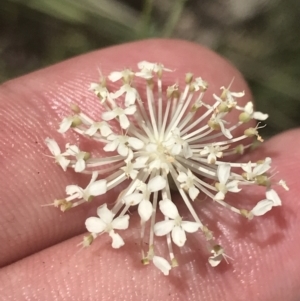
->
<box><xmin>46</xmin><ymin>61</ymin><xmax>286</xmax><ymax>275</ymax></box>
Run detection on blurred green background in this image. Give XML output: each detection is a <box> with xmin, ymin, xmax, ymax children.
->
<box><xmin>1</xmin><ymin>0</ymin><xmax>300</xmax><ymax>136</ymax></box>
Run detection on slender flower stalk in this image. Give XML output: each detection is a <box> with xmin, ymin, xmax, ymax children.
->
<box><xmin>45</xmin><ymin>61</ymin><xmax>287</xmax><ymax>275</ymax></box>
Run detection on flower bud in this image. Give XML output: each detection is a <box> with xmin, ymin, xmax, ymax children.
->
<box><xmin>185</xmin><ymin>72</ymin><xmax>193</xmax><ymax>84</ymax></box>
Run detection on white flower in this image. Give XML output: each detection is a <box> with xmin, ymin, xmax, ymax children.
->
<box><xmin>89</xmin><ymin>82</ymin><xmax>109</xmax><ymax>102</ymax></box>
<box><xmin>120</xmin><ymin>157</ymin><xmax>148</xmax><ymax>179</ymax></box>
<box><xmin>136</xmin><ymin>61</ymin><xmax>172</xmax><ymax>78</ymax></box>
<box><xmin>85</xmin><ymin>203</ymin><xmax>129</xmax><ymax>248</ymax></box>
<box><xmin>104</xmin><ymin>134</ymin><xmax>144</xmax><ymax>157</ymax></box>
<box><xmin>238</xmin><ymin>101</ymin><xmax>269</xmax><ymax>121</ymax></box>
<box><xmin>214</xmin><ymin>164</ymin><xmax>241</xmax><ymax>200</ymax></box>
<box><xmin>120</xmin><ymin>161</ymin><xmax>138</xmax><ymax>179</ymax></box>
<box><xmin>108</xmin><ymin>69</ymin><xmax>134</xmax><ymax>83</ymax></box>
<box><xmin>200</xmin><ymin>144</ymin><xmax>228</xmax><ymax>164</ymax></box>
<box><xmin>220</xmin><ymin>87</ymin><xmax>245</xmax><ymax>107</ymax></box>
<box><xmin>208</xmin><ymin>113</ymin><xmax>232</xmax><ymax>139</ymax></box>
<box><xmin>154</xmin><ymin>199</ymin><xmax>200</xmax><ymax>247</ymax></box>
<box><xmin>241</xmin><ymin>158</ymin><xmax>271</xmax><ymax>181</ymax></box>
<box><xmin>177</xmin><ymin>170</ymin><xmax>199</xmax><ymax>200</ymax></box>
<box><xmin>66</xmin><ymin>171</ymin><xmax>107</xmax><ymax>202</ymax></box>
<box><xmin>163</xmin><ymin>128</ymin><xmax>192</xmax><ymax>158</ymax></box>
<box><xmin>85</xmin><ymin>121</ymin><xmax>112</xmax><ymax>137</ymax></box>
<box><xmin>208</xmin><ymin>245</ymin><xmax>227</xmax><ymax>267</ymax></box>
<box><xmin>112</xmin><ymin>84</ymin><xmax>138</xmax><ymax>107</ymax></box>
<box><xmin>65</xmin><ymin>144</ymin><xmax>90</xmax><ymax>172</ymax></box>
<box><xmin>48</xmin><ymin>61</ymin><xmax>286</xmax><ymax>275</ymax></box>
<box><xmin>45</xmin><ymin>138</ymin><xmax>70</xmax><ymax>171</ymax></box>
<box><xmin>192</xmin><ymin>77</ymin><xmax>208</xmax><ymax>91</ymax></box>
<box><xmin>123</xmin><ymin>176</ymin><xmax>166</xmax><ymax>221</ymax></box>
<box><xmin>102</xmin><ymin>106</ymin><xmax>136</xmax><ymax>129</ymax></box>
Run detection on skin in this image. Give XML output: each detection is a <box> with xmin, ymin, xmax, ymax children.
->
<box><xmin>0</xmin><ymin>39</ymin><xmax>299</xmax><ymax>301</ymax></box>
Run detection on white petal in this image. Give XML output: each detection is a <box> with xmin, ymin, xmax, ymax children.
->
<box><xmin>154</xmin><ymin>220</ymin><xmax>175</xmax><ymax>236</ymax></box>
<box><xmin>148</xmin><ymin>175</ymin><xmax>166</xmax><ymax>192</ymax></box>
<box><xmin>119</xmin><ymin>114</ymin><xmax>130</xmax><ymax>129</ymax></box>
<box><xmin>253</xmin><ymin>159</ymin><xmax>271</xmax><ymax>175</ymax></box>
<box><xmin>124</xmin><ymin>89</ymin><xmax>137</xmax><ymax>106</ymax></box>
<box><xmin>112</xmin><ymin>86</ymin><xmax>125</xmax><ymax>100</ymax></box>
<box><xmin>97</xmin><ymin>203</ymin><xmax>113</xmax><ymax>224</ymax></box>
<box><xmin>153</xmin><ymin>256</ymin><xmax>171</xmax><ymax>276</ymax></box>
<box><xmin>134</xmin><ymin>156</ymin><xmax>149</xmax><ymax>168</ymax></box>
<box><xmin>104</xmin><ymin>140</ymin><xmax>119</xmax><ymax>152</ymax></box>
<box><xmin>181</xmin><ymin>221</ymin><xmax>200</xmax><ymax>233</ymax></box>
<box><xmin>128</xmin><ymin>137</ymin><xmax>144</xmax><ymax>150</ymax></box>
<box><xmin>102</xmin><ymin>110</ymin><xmax>117</xmax><ymax>121</ymax></box>
<box><xmin>183</xmin><ymin>143</ymin><xmax>193</xmax><ymax>158</ymax></box>
<box><xmin>214</xmin><ymin>191</ymin><xmax>225</xmax><ymax>201</ymax></box>
<box><xmin>219</xmin><ymin>121</ymin><xmax>232</xmax><ymax>139</ymax></box>
<box><xmin>58</xmin><ymin>118</ymin><xmax>72</xmax><ymax>133</ymax></box>
<box><xmin>88</xmin><ymin>179</ymin><xmax>107</xmax><ymax>196</ymax></box>
<box><xmin>65</xmin><ymin>144</ymin><xmax>80</xmax><ymax>155</ymax></box>
<box><xmin>75</xmin><ymin>159</ymin><xmax>85</xmax><ymax>172</ymax></box>
<box><xmin>189</xmin><ymin>186</ymin><xmax>199</xmax><ymax>200</ymax></box>
<box><xmin>57</xmin><ymin>156</ymin><xmax>70</xmax><ymax>171</ymax></box>
<box><xmin>241</xmin><ymin>162</ymin><xmax>252</xmax><ymax>174</ymax></box>
<box><xmin>199</xmin><ymin>147</ymin><xmax>209</xmax><ymax>156</ymax></box>
<box><xmin>85</xmin><ymin>217</ymin><xmax>106</xmax><ymax>233</ymax></box>
<box><xmin>177</xmin><ymin>172</ymin><xmax>187</xmax><ymax>183</ymax></box>
<box><xmin>137</xmin><ymin>61</ymin><xmax>155</xmax><ymax>70</ymax></box>
<box><xmin>266</xmin><ymin>189</ymin><xmax>282</xmax><ymax>206</ymax></box>
<box><xmin>253</xmin><ymin>112</ymin><xmax>268</xmax><ymax>120</ymax></box>
<box><xmin>45</xmin><ymin>138</ymin><xmax>61</xmax><ymax>156</ymax></box>
<box><xmin>88</xmin><ymin>171</ymin><xmax>99</xmax><ymax>184</ymax></box>
<box><xmin>85</xmin><ymin>124</ymin><xmax>98</xmax><ymax>136</ymax></box>
<box><xmin>217</xmin><ymin>164</ymin><xmax>231</xmax><ymax>184</ymax></box>
<box><xmin>138</xmin><ymin>199</ymin><xmax>153</xmax><ymax>221</ymax></box>
<box><xmin>135</xmin><ymin>70</ymin><xmax>153</xmax><ymax>79</ymax></box>
<box><xmin>89</xmin><ymin>82</ymin><xmax>99</xmax><ymax>90</ymax></box>
<box><xmin>108</xmin><ymin>71</ymin><xmax>123</xmax><ymax>82</ymax></box>
<box><xmin>111</xmin><ymin>215</ymin><xmax>130</xmax><ymax>230</ymax></box>
<box><xmin>109</xmin><ymin>230</ymin><xmax>125</xmax><ymax>248</ymax></box>
<box><xmin>66</xmin><ymin>185</ymin><xmax>82</xmax><ymax>197</ymax></box>
<box><xmin>244</xmin><ymin>102</ymin><xmax>254</xmax><ymax>114</ymax></box>
<box><xmin>117</xmin><ymin>143</ymin><xmax>129</xmax><ymax>157</ymax></box>
<box><xmin>159</xmin><ymin>199</ymin><xmax>179</xmax><ymax>219</ymax></box>
<box><xmin>123</xmin><ymin>193</ymin><xmax>143</xmax><ymax>206</ymax></box>
<box><xmin>226</xmin><ymin>180</ymin><xmax>241</xmax><ymax>193</ymax></box>
<box><xmin>129</xmin><ymin>170</ymin><xmax>138</xmax><ymax>180</ymax></box>
<box><xmin>100</xmin><ymin>123</ymin><xmax>112</xmax><ymax>137</ymax></box>
<box><xmin>171</xmin><ymin>144</ymin><xmax>181</xmax><ymax>155</ymax></box>
<box><xmin>251</xmin><ymin>199</ymin><xmax>274</xmax><ymax>216</ymax></box>
<box><xmin>124</xmin><ymin>105</ymin><xmax>136</xmax><ymax>115</ymax></box>
<box><xmin>172</xmin><ymin>226</ymin><xmax>186</xmax><ymax>247</ymax></box>
<box><xmin>230</xmin><ymin>91</ymin><xmax>245</xmax><ymax>98</ymax></box>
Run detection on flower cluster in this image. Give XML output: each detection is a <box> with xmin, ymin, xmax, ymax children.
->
<box><xmin>46</xmin><ymin>61</ymin><xmax>287</xmax><ymax>275</ymax></box>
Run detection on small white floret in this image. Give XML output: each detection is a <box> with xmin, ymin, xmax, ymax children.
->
<box><xmin>85</xmin><ymin>203</ymin><xmax>129</xmax><ymax>248</ymax></box>
<box><xmin>154</xmin><ymin>199</ymin><xmax>200</xmax><ymax>247</ymax></box>
<box><xmin>45</xmin><ymin>138</ymin><xmax>70</xmax><ymax>171</ymax></box>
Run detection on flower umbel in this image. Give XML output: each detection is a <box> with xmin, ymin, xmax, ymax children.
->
<box><xmin>46</xmin><ymin>61</ymin><xmax>286</xmax><ymax>276</ymax></box>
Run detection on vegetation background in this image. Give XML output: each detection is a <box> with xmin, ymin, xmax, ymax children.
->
<box><xmin>1</xmin><ymin>0</ymin><xmax>299</xmax><ymax>136</ymax></box>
